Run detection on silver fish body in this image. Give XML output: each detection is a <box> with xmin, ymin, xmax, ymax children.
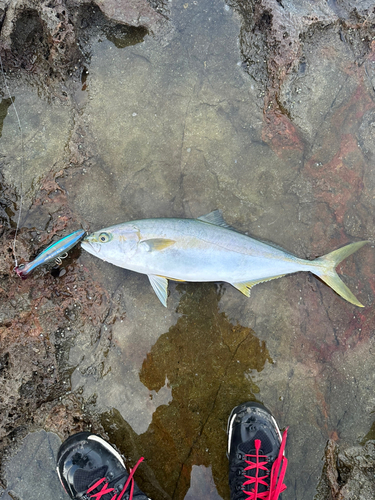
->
<box><xmin>81</xmin><ymin>211</ymin><xmax>367</xmax><ymax>307</ymax></box>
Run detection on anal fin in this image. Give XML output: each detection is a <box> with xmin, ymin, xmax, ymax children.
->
<box><xmin>231</xmin><ymin>275</ymin><xmax>286</xmax><ymax>297</ymax></box>
<box><xmin>148</xmin><ymin>275</ymin><xmax>169</xmax><ymax>307</ymax></box>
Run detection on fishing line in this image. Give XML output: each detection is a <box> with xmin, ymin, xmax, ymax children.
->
<box><xmin>0</xmin><ymin>52</ymin><xmax>24</xmax><ymax>267</ymax></box>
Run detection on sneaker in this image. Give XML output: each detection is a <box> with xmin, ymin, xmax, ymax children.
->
<box><xmin>227</xmin><ymin>402</ymin><xmax>288</xmax><ymax>500</ymax></box>
<box><xmin>56</xmin><ymin>432</ymin><xmax>150</xmax><ymax>500</ymax></box>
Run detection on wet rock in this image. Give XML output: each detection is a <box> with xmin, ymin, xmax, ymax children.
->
<box><xmin>87</xmin><ymin>0</ymin><xmax>167</xmax><ymax>32</ymax></box>
<box><xmin>98</xmin><ymin>284</ymin><xmax>273</xmax><ymax>500</ymax></box>
<box><xmin>315</xmin><ymin>439</ymin><xmax>375</xmax><ymax>500</ymax></box>
<box><xmin>0</xmin><ymin>1</ymin><xmax>6</xmax><ymax>23</ymax></box>
<box><xmin>1</xmin><ymin>0</ymin><xmax>80</xmax><ymax>78</ymax></box>
<box><xmin>185</xmin><ymin>465</ymin><xmax>223</xmax><ymax>500</ymax></box>
<box><xmin>0</xmin><ymin>220</ymin><xmax>112</xmax><ymax>459</ymax></box>
<box><xmin>0</xmin><ymin>325</ymin><xmax>57</xmax><ymax>441</ymax></box>
<box><xmin>32</xmin><ymin>396</ymin><xmax>104</xmax><ymax>441</ymax></box>
<box><xmin>357</xmin><ymin>109</ymin><xmax>375</xmax><ymax>160</ymax></box>
<box><xmin>0</xmin><ymin>0</ymin><xmax>166</xmax><ymax>91</ymax></box>
<box><xmin>229</xmin><ymin>0</ymin><xmax>375</xmax><ymax>149</ymax></box>
<box><xmin>231</xmin><ymin>0</ymin><xmax>335</xmax><ymax>90</ymax></box>
<box><xmin>0</xmin><ymin>0</ymin><xmax>375</xmax><ymax>499</ymax></box>
<box><xmin>0</xmin><ymin>169</ymin><xmax>17</xmax><ymax>229</ymax></box>
<box><xmin>1</xmin><ymin>430</ymin><xmax>65</xmax><ymax>500</ymax></box>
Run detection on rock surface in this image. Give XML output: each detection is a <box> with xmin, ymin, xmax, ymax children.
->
<box><xmin>1</xmin><ymin>430</ymin><xmax>65</xmax><ymax>500</ymax></box>
<box><xmin>1</xmin><ymin>1</ymin><xmax>375</xmax><ymax>500</ymax></box>
<box><xmin>315</xmin><ymin>439</ymin><xmax>375</xmax><ymax>500</ymax></box>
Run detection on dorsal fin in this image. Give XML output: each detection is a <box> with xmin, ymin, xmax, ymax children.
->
<box><xmin>197</xmin><ymin>210</ymin><xmax>232</xmax><ymax>228</ymax></box>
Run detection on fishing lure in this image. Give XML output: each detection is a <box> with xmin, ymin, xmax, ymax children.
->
<box><xmin>14</xmin><ymin>230</ymin><xmax>86</xmax><ymax>279</ymax></box>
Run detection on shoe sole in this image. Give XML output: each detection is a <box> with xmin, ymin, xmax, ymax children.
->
<box><xmin>226</xmin><ymin>401</ymin><xmax>282</xmax><ymax>457</ymax></box>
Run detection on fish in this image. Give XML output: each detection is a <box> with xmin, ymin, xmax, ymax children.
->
<box><xmin>14</xmin><ymin>229</ymin><xmax>86</xmax><ymax>279</ymax></box>
<box><xmin>81</xmin><ymin>211</ymin><xmax>368</xmax><ymax>307</ymax></box>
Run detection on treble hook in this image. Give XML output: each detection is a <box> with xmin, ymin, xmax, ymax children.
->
<box><xmin>55</xmin><ymin>252</ymin><xmax>69</xmax><ymax>266</ymax></box>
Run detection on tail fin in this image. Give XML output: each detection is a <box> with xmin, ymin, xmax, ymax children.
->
<box><xmin>313</xmin><ymin>241</ymin><xmax>368</xmax><ymax>307</ymax></box>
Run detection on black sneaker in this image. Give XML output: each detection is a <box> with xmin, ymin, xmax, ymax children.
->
<box><xmin>56</xmin><ymin>432</ymin><xmax>150</xmax><ymax>500</ymax></box>
<box><xmin>227</xmin><ymin>402</ymin><xmax>288</xmax><ymax>500</ymax></box>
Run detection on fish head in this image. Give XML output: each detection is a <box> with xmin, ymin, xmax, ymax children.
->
<box><xmin>81</xmin><ymin>223</ymin><xmax>140</xmax><ymax>263</ymax></box>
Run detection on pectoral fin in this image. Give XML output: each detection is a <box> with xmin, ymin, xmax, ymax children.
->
<box><xmin>148</xmin><ymin>275</ymin><xmax>169</xmax><ymax>307</ymax></box>
<box><xmin>231</xmin><ymin>275</ymin><xmax>286</xmax><ymax>297</ymax></box>
<box><xmin>140</xmin><ymin>238</ymin><xmax>176</xmax><ymax>252</ymax></box>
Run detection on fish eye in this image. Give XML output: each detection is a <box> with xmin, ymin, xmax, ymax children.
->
<box><xmin>98</xmin><ymin>232</ymin><xmax>111</xmax><ymax>243</ymax></box>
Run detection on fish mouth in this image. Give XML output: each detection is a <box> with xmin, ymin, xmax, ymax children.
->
<box><xmin>81</xmin><ymin>238</ymin><xmax>101</xmax><ymax>254</ymax></box>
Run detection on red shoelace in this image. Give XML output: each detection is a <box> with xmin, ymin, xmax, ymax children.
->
<box><xmin>242</xmin><ymin>428</ymin><xmax>288</xmax><ymax>500</ymax></box>
<box><xmin>87</xmin><ymin>457</ymin><xmax>145</xmax><ymax>500</ymax></box>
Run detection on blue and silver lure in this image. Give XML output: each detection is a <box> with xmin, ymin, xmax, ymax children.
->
<box><xmin>14</xmin><ymin>229</ymin><xmax>85</xmax><ymax>279</ymax></box>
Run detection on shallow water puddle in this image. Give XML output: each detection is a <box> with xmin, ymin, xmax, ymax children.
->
<box><xmin>98</xmin><ymin>283</ymin><xmax>272</xmax><ymax>500</ymax></box>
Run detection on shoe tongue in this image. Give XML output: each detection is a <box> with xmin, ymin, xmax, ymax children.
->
<box><xmin>239</xmin><ymin>430</ymin><xmax>273</xmax><ymax>455</ymax></box>
<box><xmin>73</xmin><ymin>465</ymin><xmax>108</xmax><ymax>492</ymax></box>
